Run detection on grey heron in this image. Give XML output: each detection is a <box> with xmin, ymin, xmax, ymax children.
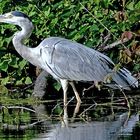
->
<box><xmin>0</xmin><ymin>11</ymin><xmax>138</xmax><ymax>125</ymax></box>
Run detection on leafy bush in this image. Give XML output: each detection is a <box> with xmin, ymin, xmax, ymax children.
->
<box><xmin>0</xmin><ymin>0</ymin><xmax>139</xmax><ymax>90</ymax></box>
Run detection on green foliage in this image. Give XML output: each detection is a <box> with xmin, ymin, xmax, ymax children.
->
<box><xmin>53</xmin><ymin>82</ymin><xmax>62</xmax><ymax>91</ymax></box>
<box><xmin>0</xmin><ymin>0</ymin><xmax>139</xmax><ymax>88</ymax></box>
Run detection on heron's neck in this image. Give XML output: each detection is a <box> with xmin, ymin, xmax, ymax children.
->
<box><xmin>12</xmin><ymin>23</ymin><xmax>36</xmax><ymax>62</ymax></box>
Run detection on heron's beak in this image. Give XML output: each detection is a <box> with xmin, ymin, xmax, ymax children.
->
<box><xmin>0</xmin><ymin>15</ymin><xmax>6</xmax><ymax>22</ymax></box>
<box><xmin>0</xmin><ymin>14</ymin><xmax>15</xmax><ymax>24</ymax></box>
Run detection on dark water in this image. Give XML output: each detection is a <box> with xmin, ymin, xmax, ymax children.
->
<box><xmin>1</xmin><ymin>82</ymin><xmax>140</xmax><ymax>140</ymax></box>
<box><xmin>0</xmin><ymin>101</ymin><xmax>140</xmax><ymax>140</ymax></box>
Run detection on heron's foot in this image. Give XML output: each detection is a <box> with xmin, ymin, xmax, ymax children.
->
<box><xmin>82</xmin><ymin>84</ymin><xmax>95</xmax><ymax>96</ymax></box>
<box><xmin>83</xmin><ymin>82</ymin><xmax>102</xmax><ymax>96</ymax></box>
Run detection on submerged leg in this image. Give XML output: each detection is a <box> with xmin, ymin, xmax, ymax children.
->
<box><xmin>60</xmin><ymin>79</ymin><xmax>69</xmax><ymax>127</ymax></box>
<box><xmin>69</xmin><ymin>82</ymin><xmax>81</xmax><ymax>119</ymax></box>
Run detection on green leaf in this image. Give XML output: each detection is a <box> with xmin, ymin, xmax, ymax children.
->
<box><xmin>53</xmin><ymin>103</ymin><xmax>63</xmax><ymax>114</ymax></box>
<box><xmin>126</xmin><ymin>2</ymin><xmax>134</xmax><ymax>10</ymax></box>
<box><xmin>19</xmin><ymin>59</ymin><xmax>27</xmax><ymax>70</ymax></box>
<box><xmin>89</xmin><ymin>24</ymin><xmax>99</xmax><ymax>31</ymax></box>
<box><xmin>44</xmin><ymin>7</ymin><xmax>50</xmax><ymax>17</ymax></box>
<box><xmin>79</xmin><ymin>25</ymin><xmax>89</xmax><ymax>34</ymax></box>
<box><xmin>50</xmin><ymin>18</ymin><xmax>58</xmax><ymax>28</ymax></box>
<box><xmin>20</xmin><ymin>112</ymin><xmax>31</xmax><ymax>123</ymax></box>
<box><xmin>1</xmin><ymin>77</ymin><xmax>9</xmax><ymax>85</ymax></box>
<box><xmin>16</xmin><ymin>78</ymin><xmax>24</xmax><ymax>85</ymax></box>
<box><xmin>25</xmin><ymin>77</ymin><xmax>32</xmax><ymax>84</ymax></box>
<box><xmin>135</xmin><ymin>1</ymin><xmax>140</xmax><ymax>9</ymax></box>
<box><xmin>0</xmin><ymin>85</ymin><xmax>8</xmax><ymax>94</ymax></box>
<box><xmin>8</xmin><ymin>56</ymin><xmax>18</xmax><ymax>68</ymax></box>
<box><xmin>68</xmin><ymin>30</ymin><xmax>78</xmax><ymax>38</ymax></box>
<box><xmin>94</xmin><ymin>0</ymin><xmax>100</xmax><ymax>5</ymax></box>
<box><xmin>0</xmin><ymin>60</ymin><xmax>8</xmax><ymax>72</ymax></box>
<box><xmin>53</xmin><ymin>82</ymin><xmax>61</xmax><ymax>91</ymax></box>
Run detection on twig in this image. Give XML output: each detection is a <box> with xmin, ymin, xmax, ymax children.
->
<box><xmin>2</xmin><ymin>105</ymin><xmax>36</xmax><ymax>113</ymax></box>
<box><xmin>20</xmin><ymin>83</ymin><xmax>34</xmax><ymax>92</ymax></box>
<box><xmin>2</xmin><ymin>120</ymin><xmax>45</xmax><ymax>130</ymax></box>
<box><xmin>51</xmin><ymin>102</ymin><xmax>63</xmax><ymax>116</ymax></box>
<box><xmin>96</xmin><ymin>33</ymin><xmax>111</xmax><ymax>49</ymax></box>
<box><xmin>79</xmin><ymin>100</ymin><xmax>97</xmax><ymax>117</ymax></box>
<box><xmin>2</xmin><ymin>105</ymin><xmax>50</xmax><ymax>120</ymax></box>
<box><xmin>59</xmin><ymin>96</ymin><xmax>75</xmax><ymax>116</ymax></box>
<box><xmin>101</xmin><ymin>38</ymin><xmax>129</xmax><ymax>50</ymax></box>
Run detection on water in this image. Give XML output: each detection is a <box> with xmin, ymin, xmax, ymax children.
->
<box><xmin>0</xmin><ymin>87</ymin><xmax>140</xmax><ymax>140</ymax></box>
<box><xmin>0</xmin><ymin>101</ymin><xmax>140</xmax><ymax>140</ymax></box>
<box><xmin>33</xmin><ymin>114</ymin><xmax>139</xmax><ymax>140</ymax></box>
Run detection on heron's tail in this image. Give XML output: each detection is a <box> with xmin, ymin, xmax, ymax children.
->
<box><xmin>110</xmin><ymin>68</ymin><xmax>138</xmax><ymax>90</ymax></box>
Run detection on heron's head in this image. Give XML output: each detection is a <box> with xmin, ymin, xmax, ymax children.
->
<box><xmin>0</xmin><ymin>11</ymin><xmax>33</xmax><ymax>29</ymax></box>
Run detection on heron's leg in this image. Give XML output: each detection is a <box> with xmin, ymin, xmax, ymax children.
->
<box><xmin>60</xmin><ymin>79</ymin><xmax>69</xmax><ymax>127</ymax></box>
<box><xmin>69</xmin><ymin>82</ymin><xmax>81</xmax><ymax>118</ymax></box>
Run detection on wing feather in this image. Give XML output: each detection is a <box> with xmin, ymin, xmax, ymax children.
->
<box><xmin>41</xmin><ymin>37</ymin><xmax>115</xmax><ymax>82</ymax></box>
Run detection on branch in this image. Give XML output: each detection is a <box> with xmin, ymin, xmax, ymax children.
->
<box><xmin>100</xmin><ymin>38</ymin><xmax>129</xmax><ymax>51</ymax></box>
<box><xmin>2</xmin><ymin>105</ymin><xmax>36</xmax><ymax>113</ymax></box>
<box><xmin>96</xmin><ymin>33</ymin><xmax>111</xmax><ymax>49</ymax></box>
<box><xmin>2</xmin><ymin>120</ymin><xmax>44</xmax><ymax>130</ymax></box>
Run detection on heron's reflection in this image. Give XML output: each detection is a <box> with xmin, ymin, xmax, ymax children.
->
<box><xmin>32</xmin><ymin>102</ymin><xmax>139</xmax><ymax>140</ymax></box>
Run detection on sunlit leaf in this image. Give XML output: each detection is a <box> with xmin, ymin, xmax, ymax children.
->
<box><xmin>126</xmin><ymin>2</ymin><xmax>134</xmax><ymax>10</ymax></box>
<box><xmin>16</xmin><ymin>78</ymin><xmax>24</xmax><ymax>85</ymax></box>
<box><xmin>0</xmin><ymin>85</ymin><xmax>8</xmax><ymax>94</ymax></box>
<box><xmin>94</xmin><ymin>0</ymin><xmax>100</xmax><ymax>5</ymax></box>
<box><xmin>25</xmin><ymin>77</ymin><xmax>32</xmax><ymax>84</ymax></box>
<box><xmin>1</xmin><ymin>77</ymin><xmax>9</xmax><ymax>85</ymax></box>
<box><xmin>19</xmin><ymin>59</ymin><xmax>27</xmax><ymax>70</ymax></box>
<box><xmin>44</xmin><ymin>7</ymin><xmax>50</xmax><ymax>17</ymax></box>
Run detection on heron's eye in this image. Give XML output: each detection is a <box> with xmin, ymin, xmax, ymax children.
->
<box><xmin>7</xmin><ymin>14</ymin><xmax>13</xmax><ymax>18</ymax></box>
<box><xmin>4</xmin><ymin>13</ymin><xmax>13</xmax><ymax>18</ymax></box>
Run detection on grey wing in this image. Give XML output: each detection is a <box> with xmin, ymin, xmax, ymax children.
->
<box><xmin>41</xmin><ymin>37</ymin><xmax>115</xmax><ymax>82</ymax></box>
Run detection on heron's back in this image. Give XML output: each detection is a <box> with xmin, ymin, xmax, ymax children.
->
<box><xmin>39</xmin><ymin>37</ymin><xmax>138</xmax><ymax>90</ymax></box>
